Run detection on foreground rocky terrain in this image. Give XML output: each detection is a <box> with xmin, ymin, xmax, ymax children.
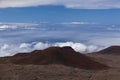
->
<box><xmin>0</xmin><ymin>46</ymin><xmax>120</xmax><ymax>80</ymax></box>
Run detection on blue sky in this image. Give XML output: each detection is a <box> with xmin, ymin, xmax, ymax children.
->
<box><xmin>1</xmin><ymin>0</ymin><xmax>120</xmax><ymax>56</ymax></box>
<box><xmin>0</xmin><ymin>0</ymin><xmax>120</xmax><ymax>24</ymax></box>
<box><xmin>0</xmin><ymin>6</ymin><xmax>120</xmax><ymax>24</ymax></box>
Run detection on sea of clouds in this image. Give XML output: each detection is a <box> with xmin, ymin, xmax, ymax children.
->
<box><xmin>0</xmin><ymin>22</ymin><xmax>120</xmax><ymax>57</ymax></box>
<box><xmin>0</xmin><ymin>42</ymin><xmax>101</xmax><ymax>57</ymax></box>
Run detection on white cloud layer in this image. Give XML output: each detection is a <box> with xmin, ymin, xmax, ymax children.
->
<box><xmin>0</xmin><ymin>42</ymin><xmax>101</xmax><ymax>57</ymax></box>
<box><xmin>62</xmin><ymin>22</ymin><xmax>95</xmax><ymax>25</ymax></box>
<box><xmin>0</xmin><ymin>22</ymin><xmax>120</xmax><ymax>57</ymax></box>
<box><xmin>0</xmin><ymin>0</ymin><xmax>120</xmax><ymax>9</ymax></box>
<box><xmin>0</xmin><ymin>22</ymin><xmax>39</xmax><ymax>30</ymax></box>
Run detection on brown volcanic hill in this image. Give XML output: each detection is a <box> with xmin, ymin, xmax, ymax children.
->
<box><xmin>11</xmin><ymin>46</ymin><xmax>108</xmax><ymax>70</ymax></box>
<box><xmin>97</xmin><ymin>46</ymin><xmax>120</xmax><ymax>54</ymax></box>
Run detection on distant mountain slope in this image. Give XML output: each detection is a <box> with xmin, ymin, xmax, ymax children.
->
<box><xmin>10</xmin><ymin>46</ymin><xmax>108</xmax><ymax>70</ymax></box>
<box><xmin>97</xmin><ymin>46</ymin><xmax>120</xmax><ymax>54</ymax></box>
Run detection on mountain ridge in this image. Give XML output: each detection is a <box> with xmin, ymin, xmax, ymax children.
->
<box><xmin>10</xmin><ymin>46</ymin><xmax>108</xmax><ymax>70</ymax></box>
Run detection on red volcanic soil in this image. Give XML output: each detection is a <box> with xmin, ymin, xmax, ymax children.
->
<box><xmin>11</xmin><ymin>46</ymin><xmax>108</xmax><ymax>70</ymax></box>
<box><xmin>97</xmin><ymin>46</ymin><xmax>120</xmax><ymax>54</ymax></box>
